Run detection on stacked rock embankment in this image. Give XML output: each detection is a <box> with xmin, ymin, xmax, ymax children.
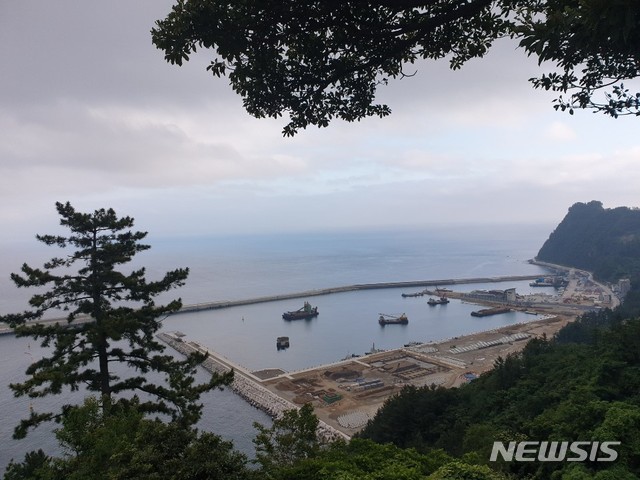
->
<box><xmin>158</xmin><ymin>332</ymin><xmax>348</xmax><ymax>442</ymax></box>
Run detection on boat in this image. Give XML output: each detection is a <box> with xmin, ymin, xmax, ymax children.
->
<box><xmin>365</xmin><ymin>342</ymin><xmax>385</xmax><ymax>355</ymax></box>
<box><xmin>427</xmin><ymin>296</ymin><xmax>450</xmax><ymax>306</ymax></box>
<box><xmin>529</xmin><ymin>281</ymin><xmax>554</xmax><ymax>287</ymax></box>
<box><xmin>470</xmin><ymin>307</ymin><xmax>511</xmax><ymax>317</ymax></box>
<box><xmin>401</xmin><ymin>292</ymin><xmax>424</xmax><ymax>298</ymax></box>
<box><xmin>276</xmin><ymin>336</ymin><xmax>290</xmax><ymax>350</ymax></box>
<box><xmin>378</xmin><ymin>313</ymin><xmax>408</xmax><ymax>325</ymax></box>
<box><xmin>341</xmin><ymin>353</ymin><xmax>361</xmax><ymax>361</ymax></box>
<box><xmin>282</xmin><ymin>301</ymin><xmax>319</xmax><ymax>320</ymax></box>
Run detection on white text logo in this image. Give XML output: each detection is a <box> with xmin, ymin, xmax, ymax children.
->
<box><xmin>489</xmin><ymin>441</ymin><xmax>620</xmax><ymax>462</ymax></box>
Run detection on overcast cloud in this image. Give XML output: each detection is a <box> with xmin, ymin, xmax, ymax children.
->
<box><xmin>1</xmin><ymin>1</ymin><xmax>639</xmax><ymax>240</ymax></box>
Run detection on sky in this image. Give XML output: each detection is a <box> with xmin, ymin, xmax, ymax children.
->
<box><xmin>1</xmin><ymin>1</ymin><xmax>640</xmax><ymax>241</ymax></box>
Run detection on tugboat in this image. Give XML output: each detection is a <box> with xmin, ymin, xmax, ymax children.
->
<box><xmin>276</xmin><ymin>336</ymin><xmax>290</xmax><ymax>350</ymax></box>
<box><xmin>378</xmin><ymin>313</ymin><xmax>409</xmax><ymax>325</ymax></box>
<box><xmin>282</xmin><ymin>301</ymin><xmax>319</xmax><ymax>320</ymax></box>
<box><xmin>427</xmin><ymin>296</ymin><xmax>450</xmax><ymax>306</ymax></box>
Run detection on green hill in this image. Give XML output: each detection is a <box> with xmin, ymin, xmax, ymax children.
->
<box><xmin>537</xmin><ymin>200</ymin><xmax>640</xmax><ymax>283</ymax></box>
<box><xmin>356</xmin><ymin>201</ymin><xmax>640</xmax><ymax>479</ymax></box>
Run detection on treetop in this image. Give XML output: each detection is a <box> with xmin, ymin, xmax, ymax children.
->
<box><xmin>152</xmin><ymin>0</ymin><xmax>640</xmax><ymax>136</ymax></box>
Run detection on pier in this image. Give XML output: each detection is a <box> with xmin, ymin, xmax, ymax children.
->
<box><xmin>157</xmin><ymin>332</ymin><xmax>349</xmax><ymax>442</ymax></box>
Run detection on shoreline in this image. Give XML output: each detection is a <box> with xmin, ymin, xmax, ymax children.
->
<box><xmin>270</xmin><ymin>312</ymin><xmax>574</xmax><ymax>436</ymax></box>
<box><xmin>157</xmin><ymin>332</ymin><xmax>349</xmax><ymax>442</ymax></box>
<box><xmin>156</xmin><ymin>261</ymin><xmax>616</xmax><ymax>438</ymax></box>
<box><xmin>159</xmin><ymin>311</ymin><xmax>573</xmax><ymax>439</ymax></box>
<box><xmin>4</xmin><ymin>262</ymin><xmax>615</xmax><ymax>438</ymax></box>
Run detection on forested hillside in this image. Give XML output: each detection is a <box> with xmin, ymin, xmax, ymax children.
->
<box><xmin>358</xmin><ymin>201</ymin><xmax>640</xmax><ymax>479</ymax></box>
<box><xmin>359</xmin><ymin>310</ymin><xmax>640</xmax><ymax>479</ymax></box>
<box><xmin>537</xmin><ymin>201</ymin><xmax>640</xmax><ymax>283</ymax></box>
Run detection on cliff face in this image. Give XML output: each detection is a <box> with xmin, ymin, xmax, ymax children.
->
<box><xmin>537</xmin><ymin>201</ymin><xmax>640</xmax><ymax>282</ymax></box>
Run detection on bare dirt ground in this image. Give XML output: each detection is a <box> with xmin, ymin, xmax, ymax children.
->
<box><xmin>261</xmin><ymin>311</ymin><xmax>574</xmax><ymax>436</ymax></box>
<box><xmin>256</xmin><ymin>264</ymin><xmax>614</xmax><ymax>437</ymax></box>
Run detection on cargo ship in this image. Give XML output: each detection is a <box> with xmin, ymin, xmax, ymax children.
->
<box><xmin>282</xmin><ymin>301</ymin><xmax>319</xmax><ymax>320</ymax></box>
<box><xmin>427</xmin><ymin>296</ymin><xmax>450</xmax><ymax>306</ymax></box>
<box><xmin>470</xmin><ymin>307</ymin><xmax>511</xmax><ymax>317</ymax></box>
<box><xmin>378</xmin><ymin>313</ymin><xmax>409</xmax><ymax>325</ymax></box>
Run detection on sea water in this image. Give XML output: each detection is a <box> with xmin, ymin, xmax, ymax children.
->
<box><xmin>0</xmin><ymin>224</ymin><xmax>554</xmax><ymax>471</ymax></box>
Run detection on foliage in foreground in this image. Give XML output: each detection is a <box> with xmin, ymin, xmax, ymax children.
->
<box><xmin>248</xmin><ymin>389</ymin><xmax>508</xmax><ymax>480</ymax></box>
<box><xmin>7</xmin><ymin>200</ymin><xmax>640</xmax><ymax>479</ymax></box>
<box><xmin>359</xmin><ymin>308</ymin><xmax>640</xmax><ymax>478</ymax></box>
<box><xmin>4</xmin><ymin>397</ymin><xmax>251</xmax><ymax>480</ymax></box>
<box><xmin>266</xmin><ymin>438</ymin><xmax>507</xmax><ymax>480</ymax></box>
<box><xmin>253</xmin><ymin>403</ymin><xmax>321</xmax><ymax>474</ymax></box>
<box><xmin>152</xmin><ymin>0</ymin><xmax>640</xmax><ymax>135</ymax></box>
<box><xmin>0</xmin><ymin>202</ymin><xmax>231</xmax><ymax>438</ymax></box>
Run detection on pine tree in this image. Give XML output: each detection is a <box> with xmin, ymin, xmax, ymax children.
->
<box><xmin>1</xmin><ymin>202</ymin><xmax>232</xmax><ymax>438</ymax></box>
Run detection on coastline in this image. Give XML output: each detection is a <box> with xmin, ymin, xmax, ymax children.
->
<box><xmin>4</xmin><ymin>261</ymin><xmax>614</xmax><ymax>439</ymax></box>
<box><xmin>157</xmin><ymin>332</ymin><xmax>349</xmax><ymax>442</ymax></box>
<box><xmin>156</xmin><ymin>261</ymin><xmax>616</xmax><ymax>438</ymax></box>
<box><xmin>0</xmin><ymin>229</ymin><xmax>594</xmax><ymax>471</ymax></box>
<box><xmin>160</xmin><ymin>312</ymin><xmax>573</xmax><ymax>438</ymax></box>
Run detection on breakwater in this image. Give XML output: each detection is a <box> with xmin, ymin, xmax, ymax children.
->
<box><xmin>157</xmin><ymin>332</ymin><xmax>349</xmax><ymax>442</ymax></box>
<box><xmin>0</xmin><ymin>316</ymin><xmax>93</xmax><ymax>336</ymax></box>
<box><xmin>174</xmin><ymin>275</ymin><xmax>542</xmax><ymax>314</ymax></box>
<box><xmin>0</xmin><ymin>275</ymin><xmax>542</xmax><ymax>336</ymax></box>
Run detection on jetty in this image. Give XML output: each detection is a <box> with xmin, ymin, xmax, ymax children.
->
<box><xmin>157</xmin><ymin>332</ymin><xmax>349</xmax><ymax>442</ymax></box>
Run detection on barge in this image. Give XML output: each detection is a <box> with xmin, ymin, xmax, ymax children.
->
<box><xmin>470</xmin><ymin>307</ymin><xmax>511</xmax><ymax>317</ymax></box>
<box><xmin>378</xmin><ymin>313</ymin><xmax>409</xmax><ymax>325</ymax></box>
<box><xmin>283</xmin><ymin>301</ymin><xmax>319</xmax><ymax>320</ymax></box>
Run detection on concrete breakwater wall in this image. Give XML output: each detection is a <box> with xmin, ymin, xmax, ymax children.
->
<box><xmin>0</xmin><ymin>275</ymin><xmax>543</xmax><ymax>336</ymax></box>
<box><xmin>157</xmin><ymin>332</ymin><xmax>349</xmax><ymax>442</ymax></box>
<box><xmin>0</xmin><ymin>315</ymin><xmax>93</xmax><ymax>337</ymax></box>
<box><xmin>174</xmin><ymin>275</ymin><xmax>542</xmax><ymax>314</ymax></box>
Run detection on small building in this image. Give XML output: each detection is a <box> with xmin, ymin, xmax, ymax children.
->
<box><xmin>465</xmin><ymin>288</ymin><xmax>517</xmax><ymax>303</ymax></box>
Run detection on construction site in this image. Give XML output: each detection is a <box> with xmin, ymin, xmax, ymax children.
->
<box><xmin>161</xmin><ymin>311</ymin><xmax>570</xmax><ymax>437</ymax></box>
<box><xmin>256</xmin><ymin>313</ymin><xmax>569</xmax><ymax>435</ymax></box>
<box><xmin>158</xmin><ymin>262</ymin><xmax>617</xmax><ymax>437</ymax></box>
